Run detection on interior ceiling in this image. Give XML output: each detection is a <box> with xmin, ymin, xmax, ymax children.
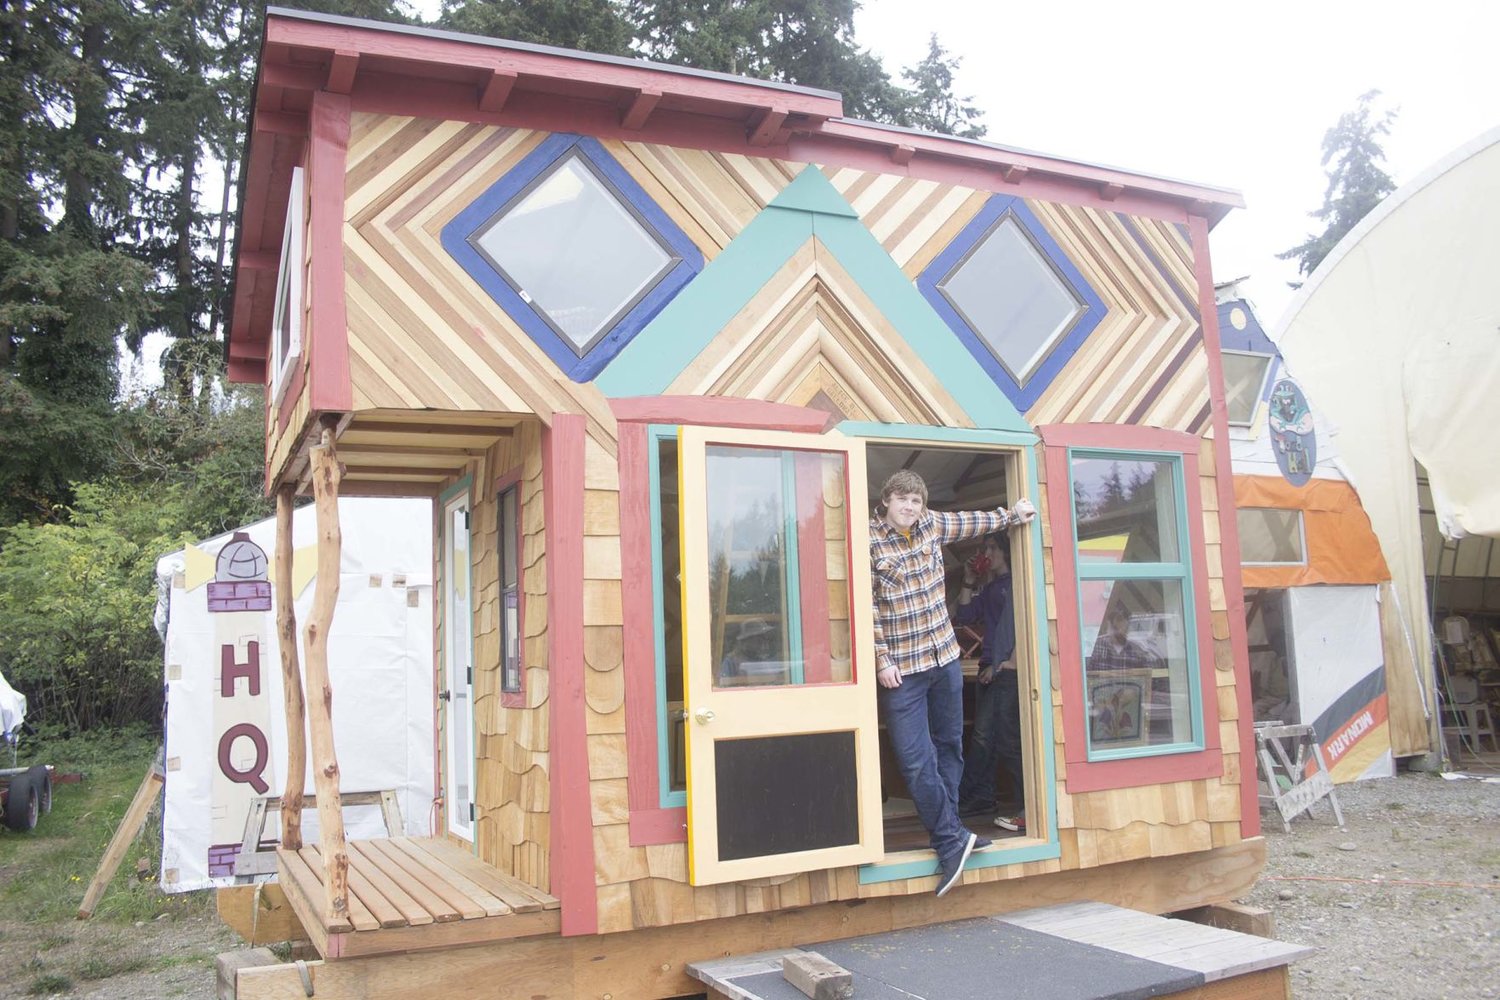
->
<box><xmin>865</xmin><ymin>445</ymin><xmax>1008</xmax><ymax>509</ymax></box>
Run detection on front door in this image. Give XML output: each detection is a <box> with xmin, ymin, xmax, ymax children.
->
<box><xmin>441</xmin><ymin>489</ymin><xmax>475</xmax><ymax>841</ymax></box>
<box><xmin>677</xmin><ymin>425</ymin><xmax>884</xmax><ymax>885</ymax></box>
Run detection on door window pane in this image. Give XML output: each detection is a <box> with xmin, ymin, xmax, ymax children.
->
<box><xmin>499</xmin><ymin>485</ymin><xmax>521</xmax><ymax>694</ymax></box>
<box><xmin>1071</xmin><ymin>456</ymin><xmax>1180</xmax><ymax>563</ymax></box>
<box><xmin>1080</xmin><ymin>578</ymin><xmax>1192</xmax><ymax>748</ymax></box>
<box><xmin>1238</xmin><ymin>507</ymin><xmax>1305</xmax><ymax>564</ymax></box>
<box><xmin>704</xmin><ymin>445</ymin><xmax>851</xmax><ymax>689</ymax></box>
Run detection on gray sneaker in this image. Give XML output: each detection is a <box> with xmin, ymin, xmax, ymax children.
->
<box><xmin>936</xmin><ymin>832</ymin><xmax>978</xmax><ymax>897</ymax></box>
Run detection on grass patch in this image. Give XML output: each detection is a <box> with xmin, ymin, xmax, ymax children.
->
<box><xmin>1384</xmin><ymin>801</ymin><xmax>1405</xmax><ymax>810</ymax></box>
<box><xmin>26</xmin><ymin>972</ymin><xmax>73</xmax><ymax>995</ymax></box>
<box><xmin>77</xmin><ymin>952</ymin><xmax>151</xmax><ymax>981</ymax></box>
<box><xmin>1293</xmin><ymin>850</ymin><xmax>1314</xmax><ymax>858</ymax></box>
<box><xmin>0</xmin><ymin>726</ymin><xmax>213</xmax><ymax>925</ymax></box>
<box><xmin>153</xmin><ymin>949</ymin><xmax>217</xmax><ymax>972</ymax></box>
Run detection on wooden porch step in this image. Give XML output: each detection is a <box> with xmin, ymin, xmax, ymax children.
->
<box><xmin>688</xmin><ymin>901</ymin><xmax>1313</xmax><ymax>1000</ymax></box>
<box><xmin>275</xmin><ymin>836</ymin><xmax>560</xmax><ymax>960</ymax></box>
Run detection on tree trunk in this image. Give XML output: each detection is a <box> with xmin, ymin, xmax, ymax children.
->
<box><xmin>276</xmin><ymin>485</ymin><xmax>306</xmax><ymax>852</ymax></box>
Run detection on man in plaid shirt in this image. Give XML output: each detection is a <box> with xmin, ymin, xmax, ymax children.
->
<box><xmin>870</xmin><ymin>469</ymin><xmax>1035</xmax><ymax>897</ymax></box>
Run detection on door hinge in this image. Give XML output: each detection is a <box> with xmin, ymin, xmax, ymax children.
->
<box><xmin>462</xmin><ymin>509</ymin><xmax>470</xmax><ymax>531</ymax></box>
<box><xmin>467</xmin><ymin>666</ymin><xmax>473</xmax><ymax>686</ymax></box>
<box><xmin>469</xmin><ymin>802</ymin><xmax>475</xmax><ymax>821</ymax></box>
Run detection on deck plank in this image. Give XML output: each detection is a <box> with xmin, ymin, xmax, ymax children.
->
<box><xmin>300</xmin><ymin>847</ymin><xmax>381</xmax><ymax>932</ymax></box>
<box><xmin>383</xmin><ymin>838</ymin><xmax>512</xmax><ymax>917</ymax></box>
<box><xmin>361</xmin><ymin>838</ymin><xmax>487</xmax><ymax>920</ymax></box>
<box><xmin>349</xmin><ymin>840</ymin><xmax>463</xmax><ymax>923</ymax></box>
<box><xmin>344</xmin><ymin>842</ymin><xmax>437</xmax><ymax>926</ymax></box>
<box><xmin>409</xmin><ymin>837</ymin><xmax>552</xmax><ymax>912</ymax></box>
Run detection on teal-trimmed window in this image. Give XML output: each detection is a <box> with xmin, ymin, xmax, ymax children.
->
<box><xmin>1067</xmin><ymin>449</ymin><xmax>1203</xmax><ymax>759</ymax></box>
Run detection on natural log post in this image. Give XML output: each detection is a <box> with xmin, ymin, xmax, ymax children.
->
<box><xmin>275</xmin><ymin>485</ymin><xmax>306</xmax><ymax>852</ymax></box>
<box><xmin>304</xmin><ymin>429</ymin><xmax>349</xmax><ymax>924</ymax></box>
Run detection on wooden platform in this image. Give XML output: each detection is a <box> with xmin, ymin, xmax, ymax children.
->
<box><xmin>689</xmin><ymin>901</ymin><xmax>1313</xmax><ymax>1000</ymax></box>
<box><xmin>276</xmin><ymin>837</ymin><xmax>560</xmax><ymax>959</ymax></box>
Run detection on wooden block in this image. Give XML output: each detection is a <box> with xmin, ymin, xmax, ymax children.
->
<box><xmin>215</xmin><ymin>948</ymin><xmax>282</xmax><ymax>1000</ymax></box>
<box><xmin>782</xmin><ymin>951</ymin><xmax>853</xmax><ymax>1000</ymax></box>
<box><xmin>1175</xmin><ymin>901</ymin><xmax>1276</xmax><ymax>938</ymax></box>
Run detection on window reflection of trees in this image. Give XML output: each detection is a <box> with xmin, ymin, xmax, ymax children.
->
<box><xmin>708</xmin><ymin>491</ymin><xmax>788</xmax><ymax>665</ymax></box>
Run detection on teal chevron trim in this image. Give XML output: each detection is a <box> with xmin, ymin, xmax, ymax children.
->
<box><xmin>597</xmin><ymin>166</ymin><xmax>1030</xmax><ymax>434</ymax></box>
<box><xmin>768</xmin><ymin>165</ymin><xmax>860</xmax><ymax>217</ymax></box>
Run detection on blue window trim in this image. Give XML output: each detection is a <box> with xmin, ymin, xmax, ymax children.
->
<box><xmin>917</xmin><ymin>195</ymin><xmax>1106</xmax><ymax>412</ymax></box>
<box><xmin>1065</xmin><ymin>447</ymin><xmax>1205</xmax><ymax>761</ymax></box>
<box><xmin>441</xmin><ymin>133</ymin><xmax>704</xmax><ymax>383</ymax></box>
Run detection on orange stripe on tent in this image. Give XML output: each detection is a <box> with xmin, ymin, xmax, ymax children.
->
<box><xmin>1234</xmin><ymin>475</ymin><xmax>1390</xmax><ymax>587</ymax></box>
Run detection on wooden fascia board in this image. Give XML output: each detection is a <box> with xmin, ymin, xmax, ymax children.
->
<box><xmin>263</xmin><ymin>15</ymin><xmax>843</xmax><ymax>123</ymax></box>
<box><xmin>814</xmin><ymin>119</ymin><xmax>1243</xmax><ymax>222</ymax></box>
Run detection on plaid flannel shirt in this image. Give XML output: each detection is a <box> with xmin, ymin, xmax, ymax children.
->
<box><xmin>870</xmin><ymin>508</ymin><xmax>1013</xmax><ymax>676</ymax></box>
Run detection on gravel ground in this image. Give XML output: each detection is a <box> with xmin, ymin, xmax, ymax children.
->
<box><xmin>8</xmin><ymin>764</ymin><xmax>1497</xmax><ymax>998</ymax></box>
<box><xmin>1242</xmin><ymin>762</ymin><xmax>1500</xmax><ymax>1000</ymax></box>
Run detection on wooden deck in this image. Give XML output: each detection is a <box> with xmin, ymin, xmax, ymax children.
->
<box><xmin>276</xmin><ymin>837</ymin><xmax>560</xmax><ymax>959</ymax></box>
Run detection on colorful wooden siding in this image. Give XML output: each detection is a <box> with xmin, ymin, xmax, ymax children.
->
<box><xmin>338</xmin><ymin>113</ymin><xmax>1247</xmax><ymax>931</ymax></box>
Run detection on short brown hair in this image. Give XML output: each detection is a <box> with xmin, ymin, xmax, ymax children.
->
<box><xmin>880</xmin><ymin>470</ymin><xmax>928</xmax><ymax>506</ymax></box>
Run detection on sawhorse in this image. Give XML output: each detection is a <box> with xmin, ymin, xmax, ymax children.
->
<box><xmin>1254</xmin><ymin>722</ymin><xmax>1345</xmax><ymax>833</ymax></box>
<box><xmin>232</xmin><ymin>790</ymin><xmax>403</xmax><ymax>879</ymax></box>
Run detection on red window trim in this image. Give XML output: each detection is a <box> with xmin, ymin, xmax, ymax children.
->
<box><xmin>1040</xmin><ymin>423</ymin><xmax>1224</xmax><ymax>793</ymax></box>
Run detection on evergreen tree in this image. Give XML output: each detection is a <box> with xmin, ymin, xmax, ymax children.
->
<box><xmin>439</xmin><ymin>0</ymin><xmax>632</xmax><ymax>55</ymax></box>
<box><xmin>1278</xmin><ymin>90</ymin><xmax>1398</xmax><ymax>282</ymax></box>
<box><xmin>895</xmin><ymin>34</ymin><xmax>985</xmax><ymax>140</ymax></box>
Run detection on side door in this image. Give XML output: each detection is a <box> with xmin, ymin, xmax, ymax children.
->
<box><xmin>440</xmin><ymin>489</ymin><xmax>475</xmax><ymax>841</ymax></box>
<box><xmin>677</xmin><ymin>426</ymin><xmax>883</xmax><ymax>884</ymax></box>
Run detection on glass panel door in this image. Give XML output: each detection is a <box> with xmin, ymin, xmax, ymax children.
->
<box><xmin>442</xmin><ymin>491</ymin><xmax>475</xmax><ymax>840</ymax></box>
<box><xmin>679</xmin><ymin>426</ymin><xmax>881</xmax><ymax>885</ymax></box>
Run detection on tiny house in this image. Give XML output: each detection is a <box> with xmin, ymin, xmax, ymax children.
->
<box><xmin>222</xmin><ymin>9</ymin><xmax>1264</xmax><ymax>997</ymax></box>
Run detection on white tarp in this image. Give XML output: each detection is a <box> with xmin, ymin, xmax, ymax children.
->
<box><xmin>1272</xmin><ymin>127</ymin><xmax>1500</xmax><ymax>743</ymax></box>
<box><xmin>0</xmin><ymin>671</ymin><xmax>25</xmax><ymax>738</ymax></box>
<box><xmin>158</xmin><ymin>497</ymin><xmax>434</xmax><ymax>893</ymax></box>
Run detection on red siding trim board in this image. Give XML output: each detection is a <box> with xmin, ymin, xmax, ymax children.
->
<box><xmin>543</xmin><ymin>415</ymin><xmax>599</xmax><ymax>935</ymax></box>
<box><xmin>1189</xmin><ymin>215</ymin><xmax>1261</xmax><ymax>838</ymax></box>
<box><xmin>305</xmin><ymin>91</ymin><xmax>353</xmax><ymax>414</ymax></box>
<box><xmin>1039</xmin><ymin>423</ymin><xmax>1224</xmax><ymax>794</ymax></box>
<box><xmin>495</xmin><ymin>466</ymin><xmax>527</xmax><ymax>710</ymax></box>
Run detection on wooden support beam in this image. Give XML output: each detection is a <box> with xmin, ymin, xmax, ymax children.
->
<box><xmin>1000</xmin><ymin>164</ymin><xmax>1029</xmax><ymax>184</ymax></box>
<box><xmin>217</xmin><ymin>883</ymin><xmax>307</xmax><ymax>946</ymax></box>
<box><xmin>77</xmin><ymin>764</ymin><xmax>164</xmax><ymax>919</ymax></box>
<box><xmin>1099</xmin><ymin>181</ymin><xmax>1125</xmax><ymax>201</ymax></box>
<box><xmin>253</xmin><ymin>108</ymin><xmax>309</xmax><ymax>137</ymax></box>
<box><xmin>889</xmin><ymin>144</ymin><xmax>916</xmax><ymax>166</ymax></box>
<box><xmin>238</xmin><ymin>250</ymin><xmax>280</xmax><ymax>272</ymax></box>
<box><xmin>326</xmin><ymin>49</ymin><xmax>359</xmax><ymax>94</ymax></box>
<box><xmin>275</xmin><ymin>485</ymin><xmax>306</xmax><ymax>852</ymax></box>
<box><xmin>478</xmin><ymin>69</ymin><xmax>518</xmax><ymax>113</ymax></box>
<box><xmin>747</xmin><ymin>106</ymin><xmax>788</xmax><ymax>147</ymax></box>
<box><xmin>304</xmin><ymin>429</ymin><xmax>349</xmax><ymax>925</ymax></box>
<box><xmin>621</xmin><ymin>87</ymin><xmax>661</xmax><ymax>130</ymax></box>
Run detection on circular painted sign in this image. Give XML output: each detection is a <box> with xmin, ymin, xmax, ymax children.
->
<box><xmin>1267</xmin><ymin>378</ymin><xmax>1315</xmax><ymax>487</ymax></box>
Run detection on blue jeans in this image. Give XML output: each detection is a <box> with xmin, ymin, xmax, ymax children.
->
<box><xmin>878</xmin><ymin>660</ymin><xmax>969</xmax><ymax>863</ymax></box>
<box><xmin>958</xmin><ymin>668</ymin><xmax>1025</xmax><ymax>811</ymax></box>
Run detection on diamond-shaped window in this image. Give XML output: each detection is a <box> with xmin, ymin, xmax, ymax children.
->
<box><xmin>442</xmin><ymin>134</ymin><xmax>702</xmax><ymax>382</ymax></box>
<box><xmin>937</xmin><ymin>215</ymin><xmax>1083</xmax><ymax>386</ymax></box>
<box><xmin>918</xmin><ymin>195</ymin><xmax>1105</xmax><ymax>410</ymax></box>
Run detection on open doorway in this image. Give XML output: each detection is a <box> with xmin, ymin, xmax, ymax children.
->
<box><xmin>1245</xmin><ymin>588</ymin><xmax>1297</xmax><ymax>723</ymax></box>
<box><xmin>864</xmin><ymin>442</ymin><xmax>1035</xmax><ymax>850</ymax></box>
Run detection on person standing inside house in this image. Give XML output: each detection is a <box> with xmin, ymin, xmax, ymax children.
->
<box><xmin>870</xmin><ymin>470</ymin><xmax>1035</xmax><ymax>898</ymax></box>
<box><xmin>954</xmin><ymin>533</ymin><xmax>1027</xmax><ymax>835</ymax></box>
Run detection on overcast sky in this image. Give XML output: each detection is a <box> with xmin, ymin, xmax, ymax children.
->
<box><xmin>852</xmin><ymin>0</ymin><xmax>1500</xmax><ymax>326</ymax></box>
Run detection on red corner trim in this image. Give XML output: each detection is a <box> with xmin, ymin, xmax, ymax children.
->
<box><xmin>1190</xmin><ymin>215</ymin><xmax>1260</xmax><ymax>837</ymax></box>
<box><xmin>495</xmin><ymin>466</ymin><xmax>527</xmax><ymax>710</ymax></box>
<box><xmin>306</xmin><ymin>91</ymin><xmax>352</xmax><ymax>414</ymax></box>
<box><xmin>618</xmin><ymin>422</ymin><xmax>688</xmax><ymax>845</ymax></box>
<box><xmin>609</xmin><ymin>395</ymin><xmax>835</xmax><ymax>431</ymax></box>
<box><xmin>1039</xmin><ymin>423</ymin><xmax>1224</xmax><ymax>794</ymax></box>
<box><xmin>543</xmin><ymin>415</ymin><xmax>599</xmax><ymax>933</ymax></box>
